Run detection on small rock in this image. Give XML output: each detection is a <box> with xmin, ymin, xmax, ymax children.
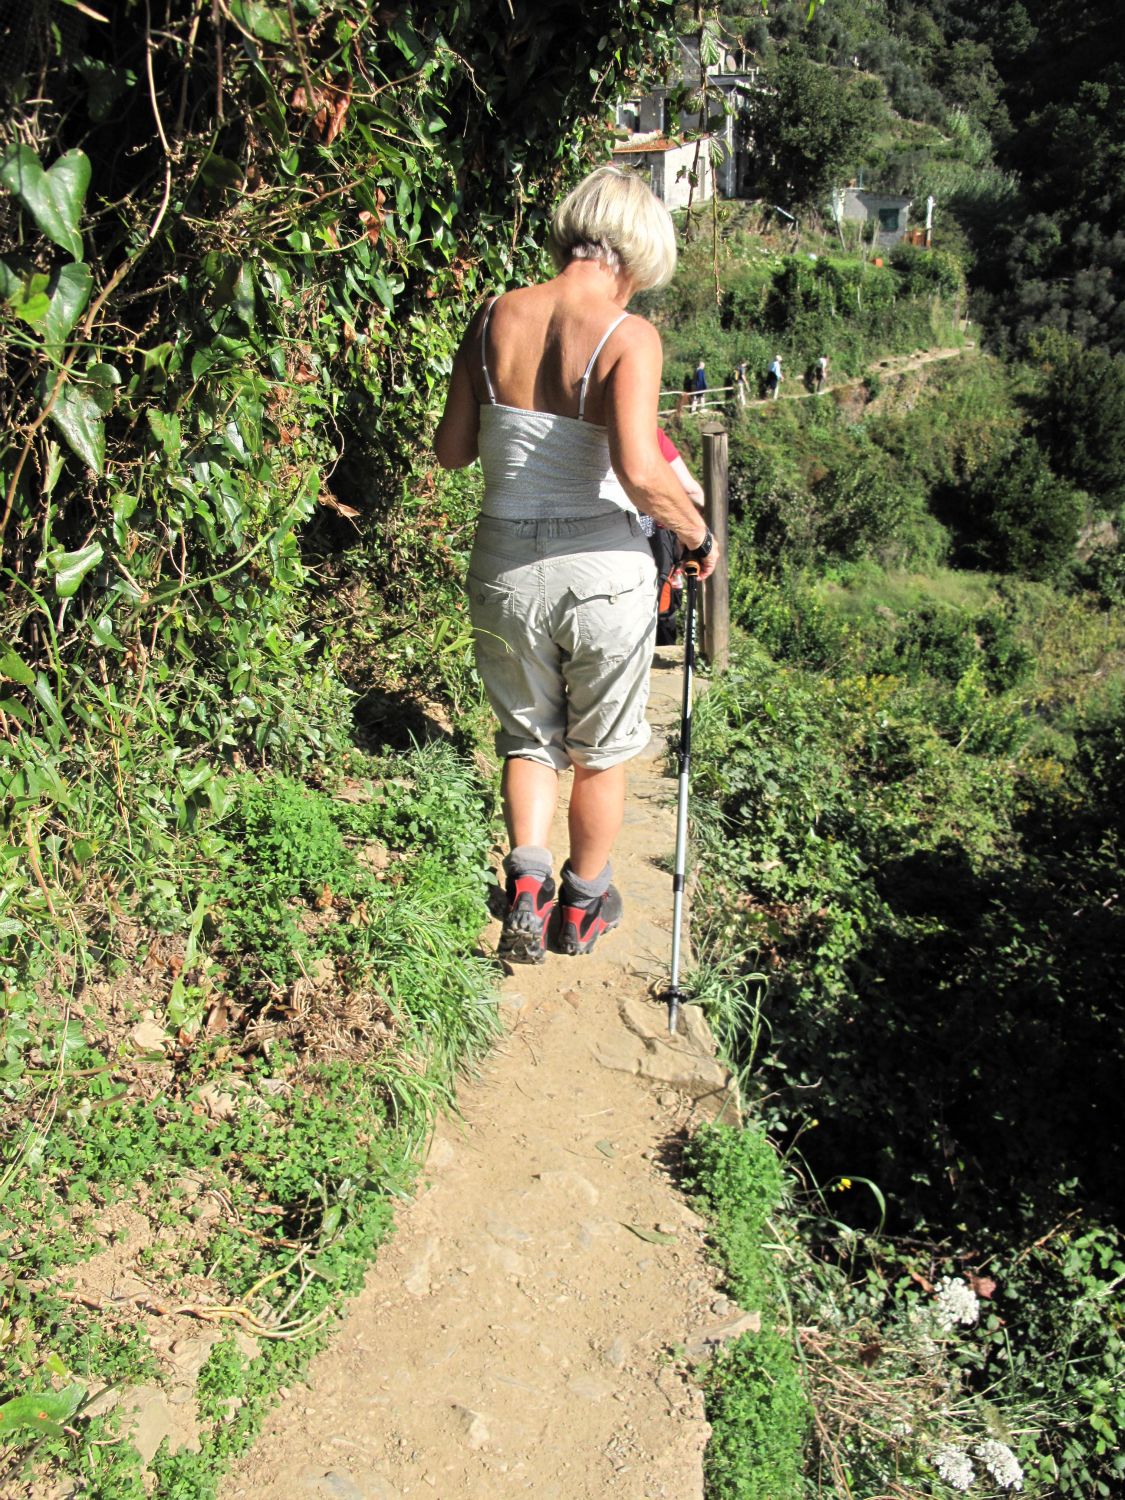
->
<box><xmin>403</xmin><ymin>1237</ymin><xmax>440</xmax><ymax>1297</ymax></box>
<box><xmin>82</xmin><ymin>1385</ymin><xmax>122</xmax><ymax>1420</ymax></box>
<box><xmin>533</xmin><ymin>1169</ymin><xmax>599</xmax><ymax>1206</ymax></box>
<box><xmin>568</xmin><ymin>1374</ymin><xmax>614</xmax><ymax>1403</ymax></box>
<box><xmin>232</xmin><ymin>1328</ymin><xmax>259</xmax><ymax>1361</ymax></box>
<box><xmin>198</xmin><ymin>1082</ymin><xmax>238</xmax><ymax>1120</ymax></box>
<box><xmin>604</xmin><ymin>1334</ymin><xmax>630</xmax><ymax>1369</ymax></box>
<box><xmin>452</xmin><ymin>1404</ymin><xmax>490</xmax><ymax>1450</ymax></box>
<box><xmin>658</xmin><ymin>1090</ymin><xmax>680</xmax><ymax>1108</ymax></box>
<box><xmin>711</xmin><ymin>1298</ymin><xmax>733</xmax><ymax>1317</ymax></box>
<box><xmin>121</xmin><ymin>1384</ymin><xmax>201</xmax><ymax>1463</ymax></box>
<box><xmin>684</xmin><ymin>1310</ymin><xmax>762</xmax><ymax>1361</ymax></box>
<box><xmin>168</xmin><ymin>1331</ymin><xmax>223</xmax><ymax>1379</ymax></box>
<box><xmin>426</xmin><ymin>1136</ymin><xmax>456</xmax><ymax>1170</ymax></box>
<box><xmin>190</xmin><ymin>1194</ymin><xmax>221</xmax><ymax>1223</ymax></box>
<box><xmin>499</xmin><ymin>988</ymin><xmax>528</xmax><ymax>1013</ymax></box>
<box><xmin>300</xmin><ymin>1473</ymin><xmax>366</xmax><ymax>1500</ymax></box>
<box><xmin>486</xmin><ymin>1219</ymin><xmax>531</xmax><ymax>1245</ymax></box>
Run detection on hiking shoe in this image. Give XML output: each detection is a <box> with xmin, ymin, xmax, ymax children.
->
<box><xmin>557</xmin><ymin>883</ymin><xmax>623</xmax><ymax>956</ymax></box>
<box><xmin>498</xmin><ymin>874</ymin><xmax>556</xmax><ymax>965</ymax></box>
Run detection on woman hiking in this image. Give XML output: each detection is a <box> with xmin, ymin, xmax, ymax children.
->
<box><xmin>434</xmin><ymin>165</ymin><xmax>719</xmax><ymax>963</ymax></box>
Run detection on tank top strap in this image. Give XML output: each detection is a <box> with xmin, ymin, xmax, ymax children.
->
<box><xmin>577</xmin><ymin>312</ymin><xmax>630</xmax><ymax>421</ymax></box>
<box><xmin>478</xmin><ymin>296</ymin><xmax>499</xmax><ymax>405</ymax></box>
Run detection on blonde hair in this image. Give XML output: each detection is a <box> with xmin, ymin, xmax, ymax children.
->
<box><xmin>549</xmin><ymin>165</ymin><xmax>677</xmax><ymax>292</ymax></box>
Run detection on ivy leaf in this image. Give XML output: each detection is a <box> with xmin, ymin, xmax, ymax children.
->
<box><xmin>48</xmin><ymin>383</ymin><xmax>105</xmax><ymax>473</ymax></box>
<box><xmin>229</xmin><ymin>0</ymin><xmax>285</xmax><ymax>43</ymax></box>
<box><xmin>199</xmin><ymin>152</ymin><xmax>245</xmax><ymax>191</ymax></box>
<box><xmin>39</xmin><ymin>541</ymin><xmax>104</xmax><ymax>599</ymax></box>
<box><xmin>0</xmin><ymin>647</ymin><xmax>36</xmax><ymax>688</ymax></box>
<box><xmin>0</xmin><ymin>146</ymin><xmax>90</xmax><ymax>261</ymax></box>
<box><xmin>0</xmin><ymin>1383</ymin><xmax>85</xmax><ymax>1437</ymax></box>
<box><xmin>44</xmin><ymin>263</ymin><xmax>93</xmax><ymax>348</ymax></box>
<box><xmin>13</xmin><ymin>291</ymin><xmax>50</xmax><ymax>327</ymax></box>
<box><xmin>75</xmin><ymin>55</ymin><xmax>136</xmax><ymax>123</ymax></box>
<box><xmin>147</xmin><ymin>408</ymin><xmax>182</xmax><ymax>457</ymax></box>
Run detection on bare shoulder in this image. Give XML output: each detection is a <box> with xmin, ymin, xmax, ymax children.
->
<box><xmin>612</xmin><ymin>313</ymin><xmax>662</xmax><ymax>369</ymax></box>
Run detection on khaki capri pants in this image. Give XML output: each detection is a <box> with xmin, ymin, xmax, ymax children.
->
<box><xmin>467</xmin><ymin>512</ymin><xmax>658</xmax><ymax>772</ymax></box>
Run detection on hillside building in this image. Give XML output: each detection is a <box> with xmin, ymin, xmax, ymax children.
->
<box><xmin>611</xmin><ymin>36</ymin><xmax>761</xmax><ymax>207</ymax></box>
<box><xmin>831</xmin><ymin>187</ymin><xmax>913</xmax><ymax>246</ymax></box>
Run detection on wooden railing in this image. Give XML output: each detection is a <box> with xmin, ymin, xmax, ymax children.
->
<box><xmin>658</xmin><ymin>384</ymin><xmax>736</xmax><ymax>417</ymax></box>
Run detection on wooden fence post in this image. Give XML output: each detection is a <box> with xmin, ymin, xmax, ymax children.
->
<box><xmin>701</xmin><ymin>425</ymin><xmax>729</xmax><ymax>672</ymax></box>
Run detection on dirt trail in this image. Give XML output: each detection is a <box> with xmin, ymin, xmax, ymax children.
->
<box><xmin>225</xmin><ymin>655</ymin><xmax>738</xmax><ymax>1500</ymax></box>
<box><xmin>673</xmin><ymin>338</ymin><xmax>977</xmax><ymax>417</ymax></box>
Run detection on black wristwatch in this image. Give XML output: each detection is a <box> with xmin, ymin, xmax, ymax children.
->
<box><xmin>686</xmin><ymin>527</ymin><xmax>713</xmax><ymax>564</ymax></box>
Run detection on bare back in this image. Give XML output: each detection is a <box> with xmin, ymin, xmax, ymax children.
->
<box><xmin>469</xmin><ymin>281</ymin><xmax>632</xmax><ymax>427</ymax></box>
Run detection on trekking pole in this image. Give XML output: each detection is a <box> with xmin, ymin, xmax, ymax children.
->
<box><xmin>666</xmin><ymin>561</ymin><xmax>700</xmax><ymax>1036</ymax></box>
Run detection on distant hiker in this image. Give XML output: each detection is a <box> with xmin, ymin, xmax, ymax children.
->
<box><xmin>434</xmin><ymin>164</ymin><xmax>718</xmax><ymax>964</ymax></box>
<box><xmin>691</xmin><ymin>358</ymin><xmax>707</xmax><ymax>411</ymax></box>
<box><xmin>766</xmin><ymin>353</ymin><xmax>783</xmax><ymax>400</ymax></box>
<box><xmin>678</xmin><ymin>367</ymin><xmax>693</xmax><ymax>418</ymax></box>
<box><xmin>814</xmin><ymin>354</ymin><xmax>829</xmax><ymax>393</ymax></box>
<box><xmin>732</xmin><ymin>359</ymin><xmax>748</xmax><ymax>408</ymax></box>
<box><xmin>649</xmin><ymin>429</ymin><xmax>707</xmax><ymax>646</ymax></box>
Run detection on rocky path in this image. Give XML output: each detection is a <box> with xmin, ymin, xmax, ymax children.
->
<box><xmin>224</xmin><ymin>655</ymin><xmax>739</xmax><ymax>1500</ymax></box>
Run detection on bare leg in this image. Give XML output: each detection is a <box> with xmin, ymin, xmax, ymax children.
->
<box><xmin>502</xmin><ymin>757</ymin><xmax>559</xmax><ymax>850</ymax></box>
<box><xmin>567</xmin><ymin>763</ymin><xmax>625</xmax><ymax>880</ymax></box>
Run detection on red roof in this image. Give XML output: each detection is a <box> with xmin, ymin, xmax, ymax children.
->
<box><xmin>612</xmin><ymin>136</ymin><xmax>682</xmax><ymax>154</ymax></box>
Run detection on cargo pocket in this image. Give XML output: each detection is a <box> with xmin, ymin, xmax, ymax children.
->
<box><xmin>568</xmin><ymin>563</ymin><xmax>655</xmax><ymax>664</ymax></box>
<box><xmin>467</xmin><ymin>573</ymin><xmax>518</xmax><ymax>659</ymax></box>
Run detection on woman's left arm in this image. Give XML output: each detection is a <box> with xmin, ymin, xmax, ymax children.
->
<box><xmin>434</xmin><ymin>333</ymin><xmax>481</xmax><ymax>469</ymax></box>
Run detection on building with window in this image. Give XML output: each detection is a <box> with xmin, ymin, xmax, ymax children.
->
<box><xmin>832</xmin><ymin>188</ymin><xmax>913</xmax><ymax>246</ymax></box>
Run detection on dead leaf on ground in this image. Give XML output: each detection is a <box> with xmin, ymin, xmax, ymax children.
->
<box><xmin>622</xmin><ymin>1224</ymin><xmax>675</xmax><ymax>1245</ymax></box>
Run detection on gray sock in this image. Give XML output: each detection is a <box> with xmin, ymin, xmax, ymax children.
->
<box><xmin>504</xmin><ymin>845</ymin><xmax>553</xmax><ymax>882</ymax></box>
<box><xmin>561</xmin><ymin>859</ymin><xmax>611</xmax><ymax>905</ymax></box>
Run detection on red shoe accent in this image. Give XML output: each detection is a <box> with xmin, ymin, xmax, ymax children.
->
<box><xmin>499</xmin><ymin>874</ymin><xmax>556</xmax><ymax>965</ymax></box>
<box><xmin>557</xmin><ymin>884</ymin><xmax>623</xmax><ymax>956</ymax></box>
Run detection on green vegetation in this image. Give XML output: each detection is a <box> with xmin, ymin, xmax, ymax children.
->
<box><xmin>685</xmin><ymin>1125</ymin><xmax>806</xmax><ymax>1500</ymax></box>
<box><xmin>0</xmin><ymin>1</ymin><xmax>682</xmax><ymax>1492</ymax></box>
<box><xmin>1</xmin><ymin>740</ymin><xmax>500</xmax><ymax>1497</ymax></box>
<box><xmin>658</xmin><ymin>21</ymin><xmax>1125</xmax><ymax>1478</ymax></box>
<box><xmin>680</xmin><ymin>365</ymin><xmax>1125</xmax><ymax>1492</ymax></box>
<box><xmin>742</xmin><ymin>51</ymin><xmax>879</xmax><ymax>204</ymax></box>
<box><xmin>4</xmin><ymin>1</ymin><xmax>1125</xmax><ymax>1496</ymax></box>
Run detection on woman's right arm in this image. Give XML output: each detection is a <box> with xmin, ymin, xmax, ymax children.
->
<box><xmin>434</xmin><ymin>315</ymin><xmax>484</xmax><ymax>469</ymax></box>
<box><xmin>605</xmin><ymin>321</ymin><xmax>720</xmax><ymax>579</ymax></box>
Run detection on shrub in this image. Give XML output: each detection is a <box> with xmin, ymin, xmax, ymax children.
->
<box><xmin>890</xmin><ymin>242</ymin><xmax>967</xmax><ymax>299</ymax></box>
<box><xmin>1034</xmin><ymin>337</ymin><xmax>1125</xmax><ymax>507</ymax></box>
<box><xmin>950</xmin><ymin>437</ymin><xmax>1082</xmax><ymax>581</ymax></box>
<box><xmin>700</xmin><ymin>1331</ymin><xmax>808</xmax><ymax>1500</ymax></box>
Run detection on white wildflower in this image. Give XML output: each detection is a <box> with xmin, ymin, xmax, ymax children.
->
<box><xmin>934</xmin><ymin>1444</ymin><xmax>976</xmax><ymax>1491</ymax></box>
<box><xmin>976</xmin><ymin>1439</ymin><xmax>1024</xmax><ymax>1491</ymax></box>
<box><xmin>934</xmin><ymin>1275</ymin><xmax>980</xmax><ymax>1331</ymax></box>
<box><xmin>917</xmin><ymin>1330</ymin><xmax>940</xmax><ymax>1362</ymax></box>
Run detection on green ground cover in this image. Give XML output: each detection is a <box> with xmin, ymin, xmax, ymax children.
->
<box><xmin>686</xmin><ymin>541</ymin><xmax>1125</xmax><ymax>1495</ymax></box>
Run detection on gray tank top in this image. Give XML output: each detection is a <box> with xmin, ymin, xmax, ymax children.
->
<box><xmin>475</xmin><ymin>296</ymin><xmax>637</xmax><ymax>521</ymax></box>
